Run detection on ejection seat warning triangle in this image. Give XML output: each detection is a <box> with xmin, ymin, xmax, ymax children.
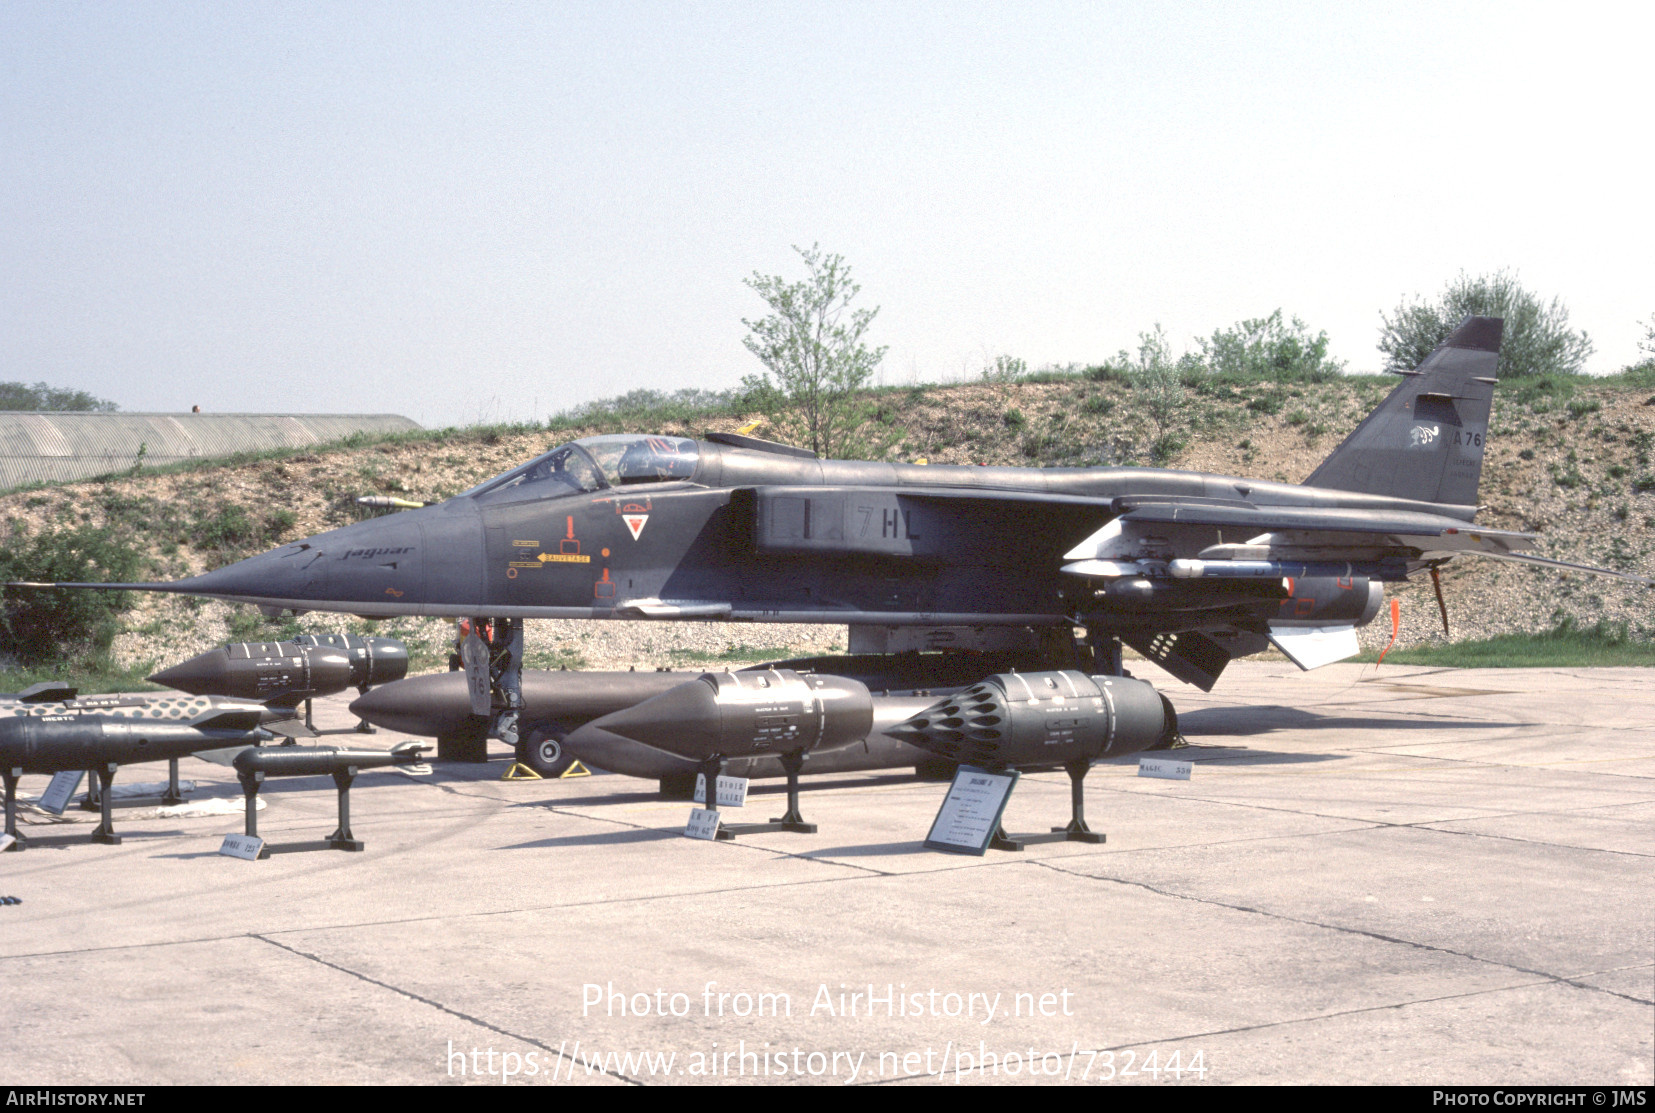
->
<box><xmin>502</xmin><ymin>763</ymin><xmax>542</xmax><ymax>780</ymax></box>
<box><xmin>558</xmin><ymin>760</ymin><xmax>591</xmax><ymax>779</ymax></box>
<box><xmin>925</xmin><ymin>765</ymin><xmax>1019</xmax><ymax>856</ymax></box>
<box><xmin>623</xmin><ymin>514</ymin><xmax>648</xmax><ymax>540</ymax></box>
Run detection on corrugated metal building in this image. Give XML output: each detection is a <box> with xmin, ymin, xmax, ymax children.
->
<box><xmin>0</xmin><ymin>413</ymin><xmax>421</xmax><ymax>490</ymax></box>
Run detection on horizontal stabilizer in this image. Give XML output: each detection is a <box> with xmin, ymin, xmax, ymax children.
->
<box><xmin>1268</xmin><ymin>625</ymin><xmax>1361</xmax><ymax>670</ymax></box>
<box><xmin>14</xmin><ymin>681</ymin><xmax>78</xmax><ymax>703</ymax></box>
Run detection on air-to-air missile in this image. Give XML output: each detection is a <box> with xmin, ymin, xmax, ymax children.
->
<box><xmin>149</xmin><ymin>634</ymin><xmax>408</xmax><ymax>732</ymax></box>
<box><xmin>887</xmin><ymin>670</ymin><xmax>1178</xmax><ymax>846</ymax></box>
<box><xmin>0</xmin><ymin>695</ymin><xmax>270</xmax><ymax>850</ymax></box>
<box><xmin>231</xmin><ymin>740</ymin><xmax>429</xmax><ymax>854</ymax></box>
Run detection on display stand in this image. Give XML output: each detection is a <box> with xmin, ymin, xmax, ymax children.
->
<box><xmin>237</xmin><ymin>765</ymin><xmax>366</xmax><ymax>856</ymax></box>
<box><xmin>89</xmin><ymin>763</ymin><xmax>121</xmax><ymax>845</ymax></box>
<box><xmin>994</xmin><ymin>759</ymin><xmax>1105</xmax><ymax>850</ymax></box>
<box><xmin>691</xmin><ymin>754</ymin><xmax>816</xmax><ymax>840</ymax></box>
<box><xmin>80</xmin><ymin>759</ymin><xmax>188</xmax><ymax>810</ymax></box>
<box><xmin>2</xmin><ymin>767</ymin><xmax>23</xmax><ymax>852</ymax></box>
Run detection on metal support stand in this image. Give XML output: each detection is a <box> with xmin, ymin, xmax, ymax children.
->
<box><xmin>327</xmin><ymin>767</ymin><xmax>364</xmax><ymax>851</ymax></box>
<box><xmin>89</xmin><ymin>763</ymin><xmax>121</xmax><ymax>845</ymax></box>
<box><xmin>304</xmin><ymin>698</ymin><xmax>315</xmax><ymax>734</ymax></box>
<box><xmin>162</xmin><ymin>758</ymin><xmax>185</xmax><ymax>807</ymax></box>
<box><xmin>78</xmin><ymin>764</ymin><xmax>101</xmax><ymax>811</ymax></box>
<box><xmin>3</xmin><ymin>767</ymin><xmax>24</xmax><ymax>851</ymax></box>
<box><xmin>989</xmin><ymin>759</ymin><xmax>1104</xmax><ymax>851</ymax></box>
<box><xmin>239</xmin><ymin>770</ymin><xmax>263</xmax><ymax>838</ymax></box>
<box><xmin>989</xmin><ymin>825</ymin><xmax>1025</xmax><ymax>852</ymax></box>
<box><xmin>353</xmin><ymin>685</ymin><xmax>376</xmax><ymax>733</ymax></box>
<box><xmin>236</xmin><ymin>769</ymin><xmax>271</xmax><ymax>858</ymax></box>
<box><xmin>765</xmin><ymin>751</ymin><xmax>818</xmax><ymax>834</ymax></box>
<box><xmin>701</xmin><ymin>753</ymin><xmax>818</xmax><ymax>839</ymax></box>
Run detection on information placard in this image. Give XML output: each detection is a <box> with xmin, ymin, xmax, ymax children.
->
<box><xmin>1138</xmin><ymin>756</ymin><xmax>1192</xmax><ymax>781</ymax></box>
<box><xmin>684</xmin><ymin>808</ymin><xmax>722</xmax><ymax>841</ymax></box>
<box><xmin>38</xmin><ymin>771</ymin><xmax>85</xmax><ymax>815</ymax></box>
<box><xmin>693</xmin><ymin>774</ymin><xmax>749</xmax><ymax>808</ymax></box>
<box><xmin>219</xmin><ymin>834</ymin><xmax>266</xmax><ymax>860</ymax></box>
<box><xmin>924</xmin><ymin>765</ymin><xmax>1020</xmax><ymax>856</ymax></box>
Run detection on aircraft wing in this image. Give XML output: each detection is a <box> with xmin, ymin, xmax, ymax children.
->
<box><xmin>1063</xmin><ymin>501</ymin><xmax>1651</xmax><ymax>585</ymax></box>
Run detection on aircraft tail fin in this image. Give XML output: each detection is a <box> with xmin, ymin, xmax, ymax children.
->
<box><xmin>1303</xmin><ymin>316</ymin><xmax>1502</xmax><ymax>509</ymax></box>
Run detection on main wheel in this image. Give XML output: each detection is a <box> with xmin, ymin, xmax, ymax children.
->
<box><xmin>517</xmin><ymin>728</ymin><xmax>576</xmax><ymax>778</ymax></box>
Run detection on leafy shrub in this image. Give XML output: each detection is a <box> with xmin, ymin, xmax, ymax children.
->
<box><xmin>1379</xmin><ymin>270</ymin><xmax>1592</xmax><ymax>379</ymax></box>
<box><xmin>1195</xmin><ymin>310</ymin><xmax>1346</xmax><ymax>382</ymax></box>
<box><xmin>1003</xmin><ymin>409</ymin><xmax>1026</xmax><ymax>430</ymax></box>
<box><xmin>0</xmin><ymin>526</ymin><xmax>143</xmax><ymax>665</ymax></box>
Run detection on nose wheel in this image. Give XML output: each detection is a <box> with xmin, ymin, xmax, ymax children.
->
<box><xmin>517</xmin><ymin>728</ymin><xmax>576</xmax><ymax>779</ymax></box>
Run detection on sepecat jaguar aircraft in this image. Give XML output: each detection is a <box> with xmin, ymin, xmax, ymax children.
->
<box><xmin>21</xmin><ymin>316</ymin><xmax>1646</xmax><ymax>753</ymax></box>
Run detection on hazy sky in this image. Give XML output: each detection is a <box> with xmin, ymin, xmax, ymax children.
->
<box><xmin>3</xmin><ymin>2</ymin><xmax>1650</xmax><ymax>427</ymax></box>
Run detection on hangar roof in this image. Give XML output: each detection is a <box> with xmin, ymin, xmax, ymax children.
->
<box><xmin>0</xmin><ymin>412</ymin><xmax>420</xmax><ymax>491</ymax></box>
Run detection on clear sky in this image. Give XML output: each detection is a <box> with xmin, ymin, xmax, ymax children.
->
<box><xmin>2</xmin><ymin>2</ymin><xmax>1650</xmax><ymax>427</ymax></box>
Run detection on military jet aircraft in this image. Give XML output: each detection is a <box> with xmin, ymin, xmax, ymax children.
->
<box><xmin>21</xmin><ymin>317</ymin><xmax>1646</xmax><ymax>754</ymax></box>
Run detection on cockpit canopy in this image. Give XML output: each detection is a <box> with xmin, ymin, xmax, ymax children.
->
<box><xmin>465</xmin><ymin>435</ymin><xmax>699</xmax><ymax>503</ymax></box>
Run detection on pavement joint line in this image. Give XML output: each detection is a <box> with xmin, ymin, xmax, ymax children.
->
<box><xmin>250</xmin><ymin>934</ymin><xmax>643</xmax><ymax>1086</ymax></box>
<box><xmin>862</xmin><ymin>975</ymin><xmax>1609</xmax><ymax>1086</ymax></box>
<box><xmin>535</xmin><ymin>802</ymin><xmax>895</xmax><ymax>877</ymax></box>
<box><xmin>1404</xmin><ymin>821</ymin><xmax>1655</xmax><ymax>859</ymax></box>
<box><xmin>1091</xmin><ymin>783</ymin><xmax>1440</xmax><ymax>825</ymax></box>
<box><xmin>1028</xmin><ymin>859</ymin><xmax>1655</xmax><ymax>1009</ymax></box>
<box><xmin>1100</xmin><ymin>755</ymin><xmax>1655</xmax><ymax>779</ymax></box>
<box><xmin>0</xmin><ymin>836</ymin><xmax>1168</xmax><ymax>965</ymax></box>
<box><xmin>1095</xmin><ymin>778</ymin><xmax>1655</xmax><ymax>828</ymax></box>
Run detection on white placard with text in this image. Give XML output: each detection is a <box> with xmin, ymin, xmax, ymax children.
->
<box><xmin>1138</xmin><ymin>757</ymin><xmax>1192</xmax><ymax>780</ymax></box>
<box><xmin>693</xmin><ymin>774</ymin><xmax>749</xmax><ymax>808</ymax></box>
<box><xmin>684</xmin><ymin>808</ymin><xmax>722</xmax><ymax>841</ymax></box>
<box><xmin>219</xmin><ymin>834</ymin><xmax>266</xmax><ymax>860</ymax></box>
<box><xmin>925</xmin><ymin>766</ymin><xmax>1019</xmax><ymax>855</ymax></box>
<box><xmin>38</xmin><ymin>771</ymin><xmax>85</xmax><ymax>815</ymax></box>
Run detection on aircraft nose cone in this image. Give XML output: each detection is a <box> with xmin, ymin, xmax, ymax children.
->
<box><xmin>171</xmin><ymin>513</ymin><xmax>427</xmax><ymax>612</ymax></box>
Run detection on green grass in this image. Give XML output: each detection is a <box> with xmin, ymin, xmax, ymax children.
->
<box><xmin>666</xmin><ymin>646</ymin><xmax>796</xmax><ymax>666</ymax></box>
<box><xmin>1355</xmin><ymin>620</ymin><xmax>1655</xmax><ymax>668</ymax></box>
<box><xmin>0</xmin><ymin>658</ymin><xmax>163</xmax><ymax>696</ymax></box>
